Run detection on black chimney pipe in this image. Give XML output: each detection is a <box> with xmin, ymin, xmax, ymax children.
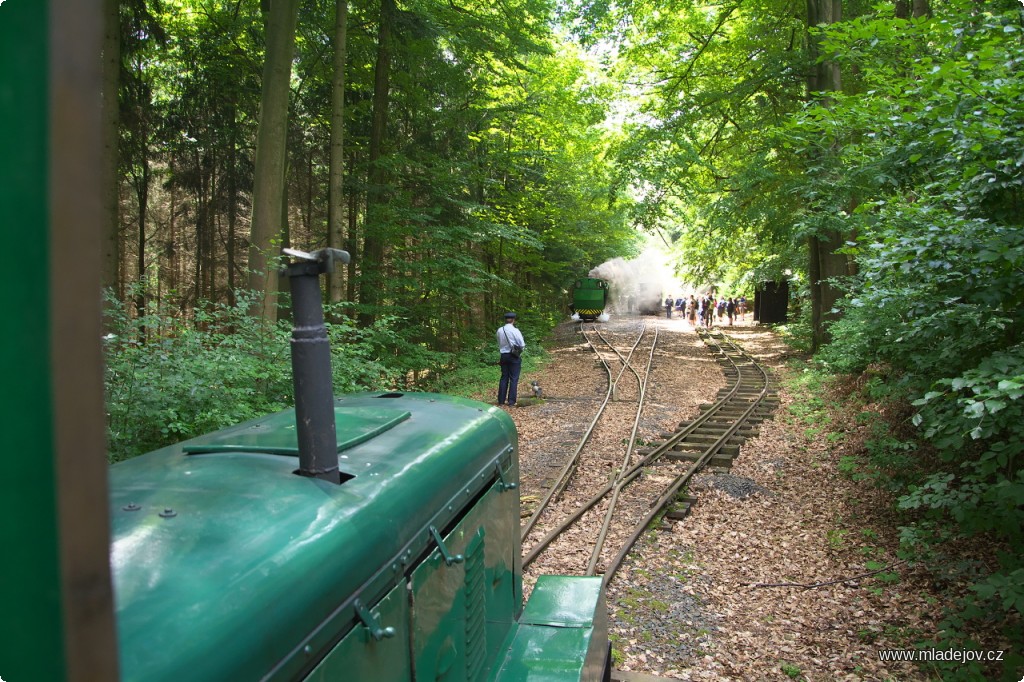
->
<box><xmin>279</xmin><ymin>248</ymin><xmax>350</xmax><ymax>484</ymax></box>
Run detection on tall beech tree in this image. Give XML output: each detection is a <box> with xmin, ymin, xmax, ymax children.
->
<box><xmin>805</xmin><ymin>0</ymin><xmax>848</xmax><ymax>351</ymax></box>
<box><xmin>249</xmin><ymin>0</ymin><xmax>302</xmax><ymax>322</ymax></box>
<box><xmin>101</xmin><ymin>0</ymin><xmax>121</xmax><ymax>297</ymax></box>
<box><xmin>327</xmin><ymin>0</ymin><xmax>349</xmax><ymax>306</ymax></box>
<box><xmin>359</xmin><ymin>0</ymin><xmax>396</xmax><ymax>327</ymax></box>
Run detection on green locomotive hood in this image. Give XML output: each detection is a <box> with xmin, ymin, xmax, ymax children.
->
<box><xmin>109</xmin><ymin>392</ymin><xmax>516</xmax><ymax>682</ymax></box>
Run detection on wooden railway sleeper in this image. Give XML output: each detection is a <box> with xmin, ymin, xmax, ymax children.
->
<box><xmin>699</xmin><ymin>405</ymin><xmax>776</xmax><ymax>416</ymax></box>
<box><xmin>669</xmin><ymin>424</ymin><xmax>759</xmax><ymax>436</ymax></box>
<box><xmin>718</xmin><ymin>401</ymin><xmax>778</xmax><ymax>410</ymax></box>
<box><xmin>670</xmin><ymin>443</ymin><xmax>741</xmax><ymax>457</ymax></box>
<box><xmin>665</xmin><ymin>451</ymin><xmax>736</xmax><ymax>468</ymax></box>
<box><xmin>677</xmin><ymin>434</ymin><xmax>747</xmax><ymax>446</ymax></box>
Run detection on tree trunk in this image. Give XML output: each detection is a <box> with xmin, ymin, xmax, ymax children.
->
<box><xmin>895</xmin><ymin>0</ymin><xmax>930</xmax><ymax>18</ymax></box>
<box><xmin>168</xmin><ymin>154</ymin><xmax>178</xmax><ymax>299</ymax></box>
<box><xmin>100</xmin><ymin>0</ymin><xmax>120</xmax><ymax>300</ymax></box>
<box><xmin>305</xmin><ymin>149</ymin><xmax>313</xmax><ymax>240</ymax></box>
<box><xmin>193</xmin><ymin>148</ymin><xmax>204</xmax><ymax>305</ymax></box>
<box><xmin>207</xmin><ymin>152</ymin><xmax>217</xmax><ymax>302</ymax></box>
<box><xmin>347</xmin><ymin>151</ymin><xmax>359</xmax><ymax>306</ymax></box>
<box><xmin>806</xmin><ymin>0</ymin><xmax>846</xmax><ymax>352</ymax></box>
<box><xmin>328</xmin><ymin>0</ymin><xmax>349</xmax><ymax>306</ymax></box>
<box><xmin>360</xmin><ymin>0</ymin><xmax>395</xmax><ymax>327</ymax></box>
<box><xmin>201</xmin><ymin>151</ymin><xmax>213</xmax><ymax>301</ymax></box>
<box><xmin>227</xmin><ymin>115</ymin><xmax>237</xmax><ymax>308</ymax></box>
<box><xmin>248</xmin><ymin>0</ymin><xmax>301</xmax><ymax>322</ymax></box>
<box><xmin>134</xmin><ymin>157</ymin><xmax>148</xmax><ymax>320</ymax></box>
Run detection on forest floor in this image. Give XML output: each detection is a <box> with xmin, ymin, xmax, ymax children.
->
<box><xmin>481</xmin><ymin>314</ymin><xmax>972</xmax><ymax>682</ymax></box>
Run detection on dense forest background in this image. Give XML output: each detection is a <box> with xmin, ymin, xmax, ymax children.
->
<box><xmin>105</xmin><ymin>0</ymin><xmax>1022</xmax><ymax>675</ymax></box>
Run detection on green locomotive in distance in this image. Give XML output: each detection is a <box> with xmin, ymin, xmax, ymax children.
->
<box><xmin>571</xmin><ymin>277</ymin><xmax>609</xmax><ymax>321</ymax></box>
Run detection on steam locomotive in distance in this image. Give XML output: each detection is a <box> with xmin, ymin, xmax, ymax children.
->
<box><xmin>571</xmin><ymin>277</ymin><xmax>609</xmax><ymax>321</ymax></box>
<box><xmin>111</xmin><ymin>249</ymin><xmax>611</xmax><ymax>681</ymax></box>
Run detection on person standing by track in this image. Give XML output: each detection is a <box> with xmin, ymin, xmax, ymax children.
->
<box><xmin>497</xmin><ymin>311</ymin><xmax>526</xmax><ymax>407</ymax></box>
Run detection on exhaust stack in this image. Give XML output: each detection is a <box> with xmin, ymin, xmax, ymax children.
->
<box><xmin>280</xmin><ymin>248</ymin><xmax>350</xmax><ymax>484</ymax></box>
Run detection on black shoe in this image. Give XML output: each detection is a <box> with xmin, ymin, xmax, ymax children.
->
<box><xmin>509</xmin><ymin>402</ymin><xmax>518</xmax><ymax>407</ymax></box>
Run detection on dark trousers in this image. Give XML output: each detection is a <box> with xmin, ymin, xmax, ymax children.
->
<box><xmin>498</xmin><ymin>353</ymin><xmax>522</xmax><ymax>405</ymax></box>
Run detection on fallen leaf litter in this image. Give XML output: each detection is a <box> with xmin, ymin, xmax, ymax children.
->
<box><xmin>483</xmin><ymin>314</ymin><xmax>956</xmax><ymax>681</ymax></box>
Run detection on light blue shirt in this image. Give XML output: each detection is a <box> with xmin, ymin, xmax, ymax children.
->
<box><xmin>496</xmin><ymin>323</ymin><xmax>526</xmax><ymax>353</ymax></box>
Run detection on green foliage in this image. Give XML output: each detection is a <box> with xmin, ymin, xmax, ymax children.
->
<box><xmin>788</xmin><ymin>4</ymin><xmax>1024</xmax><ymax>675</ymax></box>
<box><xmin>779</xmin><ymin>662</ymin><xmax>805</xmax><ymax>680</ymax></box>
<box><xmin>104</xmin><ymin>290</ymin><xmax>403</xmax><ymax>462</ymax></box>
<box><xmin>105</xmin><ymin>290</ymin><xmax>285</xmax><ymax>462</ymax></box>
<box><xmin>772</xmin><ymin>303</ymin><xmax>814</xmax><ymax>355</ymax></box>
<box><xmin>115</xmin><ymin>0</ymin><xmax>640</xmax><ymax>369</ymax></box>
<box><xmin>601</xmin><ymin>0</ymin><xmax>812</xmax><ymax>288</ymax></box>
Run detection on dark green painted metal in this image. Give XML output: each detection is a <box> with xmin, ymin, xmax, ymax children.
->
<box><xmin>182</xmin><ymin>405</ymin><xmax>410</xmax><ymax>454</ymax></box>
<box><xmin>0</xmin><ymin>3</ymin><xmax>67</xmax><ymax>680</ymax></box>
<box><xmin>411</xmin><ymin>474</ymin><xmax>521</xmax><ymax>682</ymax></box>
<box><xmin>491</xmin><ymin>576</ymin><xmax>608</xmax><ymax>682</ymax></box>
<box><xmin>494</xmin><ymin>624</ymin><xmax>596</xmax><ymax>681</ymax></box>
<box><xmin>305</xmin><ymin>581</ymin><xmax>412</xmax><ymax>681</ymax></box>
<box><xmin>518</xmin><ymin>576</ymin><xmax>602</xmax><ymax>627</ymax></box>
<box><xmin>572</xmin><ymin>278</ymin><xmax>608</xmax><ymax>318</ymax></box>
<box><xmin>111</xmin><ymin>392</ymin><xmax>517</xmax><ymax>681</ymax></box>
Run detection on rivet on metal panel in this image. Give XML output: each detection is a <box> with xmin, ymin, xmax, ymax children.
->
<box><xmin>304</xmin><ymin>645</ymin><xmax>313</xmax><ymax>655</ymax></box>
<box><xmin>159</xmin><ymin>508</ymin><xmax>177</xmax><ymax>518</ymax></box>
<box><xmin>122</xmin><ymin>503</ymin><xmax>141</xmax><ymax>512</ymax></box>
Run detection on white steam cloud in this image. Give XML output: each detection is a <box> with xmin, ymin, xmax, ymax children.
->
<box><xmin>588</xmin><ymin>248</ymin><xmax>692</xmax><ymax>315</ymax></box>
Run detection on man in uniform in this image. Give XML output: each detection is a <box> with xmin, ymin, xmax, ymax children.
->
<box><xmin>496</xmin><ymin>312</ymin><xmax>526</xmax><ymax>406</ymax></box>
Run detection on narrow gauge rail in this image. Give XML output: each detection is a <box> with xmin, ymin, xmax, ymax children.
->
<box><xmin>522</xmin><ymin>327</ymin><xmax>776</xmax><ymax>588</ymax></box>
<box><xmin>520</xmin><ymin>321</ymin><xmax>657</xmax><ymax>543</ymax></box>
<box><xmin>521</xmin><ymin>320</ymin><xmax>663</xmax><ymax>581</ymax></box>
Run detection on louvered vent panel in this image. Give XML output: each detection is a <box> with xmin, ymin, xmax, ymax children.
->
<box><xmin>464</xmin><ymin>529</ymin><xmax>487</xmax><ymax>682</ymax></box>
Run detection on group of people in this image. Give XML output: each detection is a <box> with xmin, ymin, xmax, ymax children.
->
<box><xmin>664</xmin><ymin>294</ymin><xmax>747</xmax><ymax>328</ymax></box>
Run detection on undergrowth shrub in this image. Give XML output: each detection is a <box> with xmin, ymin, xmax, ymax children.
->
<box><xmin>105</xmin><ymin>291</ymin><xmax>412</xmax><ymax>462</ymax></box>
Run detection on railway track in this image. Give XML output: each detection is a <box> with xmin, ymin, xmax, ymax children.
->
<box><xmin>520</xmin><ymin>320</ymin><xmax>657</xmax><ymax>544</ymax></box>
<box><xmin>521</xmin><ymin>324</ymin><xmax>778</xmax><ymax>588</ymax></box>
